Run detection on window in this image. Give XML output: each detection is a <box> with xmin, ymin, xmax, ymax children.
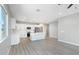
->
<box><xmin>0</xmin><ymin>5</ymin><xmax>8</xmax><ymax>43</ymax></box>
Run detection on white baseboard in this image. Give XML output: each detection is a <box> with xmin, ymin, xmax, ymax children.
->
<box><xmin>58</xmin><ymin>40</ymin><xmax>79</xmax><ymax>46</ymax></box>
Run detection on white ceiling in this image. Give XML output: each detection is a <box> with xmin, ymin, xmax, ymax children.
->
<box><xmin>8</xmin><ymin>4</ymin><xmax>79</xmax><ymax>24</ymax></box>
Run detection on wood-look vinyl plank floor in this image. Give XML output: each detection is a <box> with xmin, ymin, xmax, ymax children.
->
<box><xmin>9</xmin><ymin>38</ymin><xmax>79</xmax><ymax>55</ymax></box>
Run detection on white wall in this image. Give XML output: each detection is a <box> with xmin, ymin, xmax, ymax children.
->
<box><xmin>58</xmin><ymin>13</ymin><xmax>79</xmax><ymax>46</ymax></box>
<box><xmin>49</xmin><ymin>22</ymin><xmax>58</xmax><ymax>38</ymax></box>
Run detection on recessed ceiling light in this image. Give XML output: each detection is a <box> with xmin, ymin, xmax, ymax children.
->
<box><xmin>36</xmin><ymin>9</ymin><xmax>40</xmax><ymax>12</ymax></box>
<box><xmin>58</xmin><ymin>4</ymin><xmax>61</xmax><ymax>5</ymax></box>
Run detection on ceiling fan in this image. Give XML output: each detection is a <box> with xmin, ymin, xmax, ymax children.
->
<box><xmin>58</xmin><ymin>4</ymin><xmax>74</xmax><ymax>9</ymax></box>
<box><xmin>67</xmin><ymin>4</ymin><xmax>73</xmax><ymax>9</ymax></box>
